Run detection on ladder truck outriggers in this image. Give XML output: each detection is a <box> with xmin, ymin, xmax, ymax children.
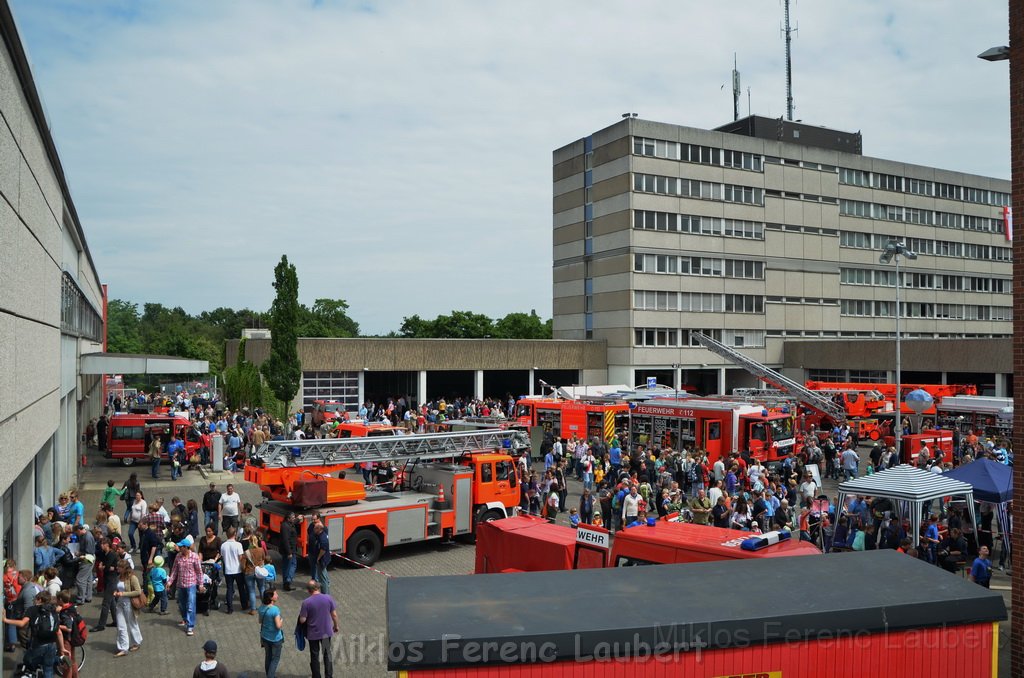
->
<box><xmin>244</xmin><ymin>430</ymin><xmax>529</xmax><ymax>566</ymax></box>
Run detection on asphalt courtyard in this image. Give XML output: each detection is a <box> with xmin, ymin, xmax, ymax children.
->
<box><xmin>3</xmin><ymin>445</ymin><xmax>1014</xmax><ymax>677</ymax></box>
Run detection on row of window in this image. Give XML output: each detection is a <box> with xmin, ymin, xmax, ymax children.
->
<box><xmin>634</xmin><ymin>328</ymin><xmax>765</xmax><ymax>348</ymax></box>
<box><xmin>633</xmin><ymin>173</ymin><xmax>765</xmax><ymax>205</ymax></box>
<box><xmin>840</xmin><ymin>268</ymin><xmax>1011</xmax><ymax>293</ymax></box>
<box><xmin>61</xmin><ymin>273</ymin><xmax>103</xmax><ymax>342</ymax></box>
<box><xmin>807</xmin><ymin>369</ymin><xmax>888</xmax><ymax>384</ymax></box>
<box><xmin>633</xmin><ymin>290</ymin><xmax>764</xmax><ymax>313</ymax></box>
<box><xmin>633</xmin><ymin>210</ymin><xmax>764</xmax><ymax>239</ymax></box>
<box><xmin>838</xmin><ymin>168</ymin><xmax>1009</xmax><ymax>206</ymax></box>
<box><xmin>839</xmin><ymin>199</ymin><xmax>1004</xmax><ymax>232</ymax></box>
<box><xmin>839</xmin><ymin>230</ymin><xmax>1012</xmax><ymax>262</ymax></box>
<box><xmin>633</xmin><ymin>137</ymin><xmax>764</xmax><ymax>172</ymax></box>
<box><xmin>839</xmin><ymin>299</ymin><xmax>1012</xmax><ymax>321</ymax></box>
<box><xmin>634</xmin><ymin>253</ymin><xmax>765</xmax><ymax>279</ymax></box>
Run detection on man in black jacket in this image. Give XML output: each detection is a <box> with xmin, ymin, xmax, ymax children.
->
<box><xmin>90</xmin><ymin>539</ymin><xmax>119</xmax><ymax>632</ymax></box>
<box><xmin>280</xmin><ymin>513</ymin><xmax>298</xmax><ymax>591</ymax></box>
<box><xmin>201</xmin><ymin>484</ymin><xmax>221</xmax><ymax>531</ymax></box>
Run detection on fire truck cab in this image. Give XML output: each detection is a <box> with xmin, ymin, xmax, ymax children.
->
<box><xmin>310</xmin><ymin>400</ymin><xmax>347</xmax><ymax>427</ymax></box>
<box><xmin>628</xmin><ymin>398</ymin><xmax>796</xmax><ymax>464</ymax></box>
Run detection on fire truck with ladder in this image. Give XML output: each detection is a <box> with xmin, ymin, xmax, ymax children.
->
<box><xmin>691</xmin><ymin>332</ymin><xmax>981</xmax><ymax>453</ymax></box>
<box><xmin>244</xmin><ymin>429</ymin><xmax>528</xmax><ymax>566</ymax></box>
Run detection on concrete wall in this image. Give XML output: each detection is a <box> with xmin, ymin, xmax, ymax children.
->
<box><xmin>0</xmin><ymin>5</ymin><xmax>104</xmax><ymax>567</ymax></box>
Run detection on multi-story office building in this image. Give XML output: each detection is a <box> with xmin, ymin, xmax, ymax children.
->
<box><xmin>552</xmin><ymin>116</ymin><xmax>1012</xmax><ymax>394</ymax></box>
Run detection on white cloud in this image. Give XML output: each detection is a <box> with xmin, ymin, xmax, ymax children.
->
<box><xmin>9</xmin><ymin>0</ymin><xmax>1011</xmax><ymax>333</ymax></box>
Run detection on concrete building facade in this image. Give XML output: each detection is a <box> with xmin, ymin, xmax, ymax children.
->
<box><xmin>553</xmin><ymin>116</ymin><xmax>1013</xmax><ymax>395</ymax></box>
<box><xmin>0</xmin><ymin>4</ymin><xmax>105</xmax><ymax>568</ymax></box>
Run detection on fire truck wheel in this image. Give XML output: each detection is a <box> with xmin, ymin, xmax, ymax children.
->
<box><xmin>480</xmin><ymin>509</ymin><xmax>504</xmax><ymax>524</ymax></box>
<box><xmin>121</xmin><ymin>457</ymin><xmax>135</xmax><ymax>467</ymax></box>
<box><xmin>869</xmin><ymin>430</ymin><xmax>881</xmax><ymax>441</ymax></box>
<box><xmin>346</xmin><ymin>529</ymin><xmax>382</xmax><ymax>566</ymax></box>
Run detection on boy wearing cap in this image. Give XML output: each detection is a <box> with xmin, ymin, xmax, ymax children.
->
<box><xmin>147</xmin><ymin>555</ymin><xmax>168</xmax><ymax>615</ymax></box>
<box><xmin>192</xmin><ymin>639</ymin><xmax>229</xmax><ymax>678</ymax></box>
<box><xmin>166</xmin><ymin>536</ymin><xmax>205</xmax><ymax>636</ymax></box>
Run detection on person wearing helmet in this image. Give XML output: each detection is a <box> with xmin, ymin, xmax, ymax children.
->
<box><xmin>147</xmin><ymin>555</ymin><xmax>168</xmax><ymax>615</ymax></box>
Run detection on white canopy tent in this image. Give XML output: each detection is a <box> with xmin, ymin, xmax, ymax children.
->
<box><xmin>836</xmin><ymin>465</ymin><xmax>977</xmax><ymax>548</ymax></box>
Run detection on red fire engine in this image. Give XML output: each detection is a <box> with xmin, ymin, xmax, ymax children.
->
<box><xmin>514</xmin><ymin>397</ymin><xmax>629</xmax><ymax>442</ymax></box>
<box><xmin>244</xmin><ymin>429</ymin><xmax>528</xmax><ymax>566</ymax></box>
<box><xmin>628</xmin><ymin>398</ymin><xmax>797</xmax><ymax>464</ymax></box>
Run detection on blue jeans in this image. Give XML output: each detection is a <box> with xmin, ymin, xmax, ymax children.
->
<box><xmin>264</xmin><ymin>638</ymin><xmax>283</xmax><ymax>678</ymax></box>
<box><xmin>176</xmin><ymin>585</ymin><xmax>197</xmax><ymax>630</ymax></box>
<box><xmin>148</xmin><ymin>588</ymin><xmax>168</xmax><ymax>613</ymax></box>
<box><xmin>151</xmin><ymin>458</ymin><xmax>161</xmax><ymax>478</ymax></box>
<box><xmin>283</xmin><ymin>554</ymin><xmax>297</xmax><ymax>584</ymax></box>
<box><xmin>5</xmin><ymin>619</ymin><xmax>16</xmax><ymax>645</ymax></box>
<box><xmin>170</xmin><ymin>459</ymin><xmax>180</xmax><ymax>480</ymax></box>
<box><xmin>844</xmin><ymin>468</ymin><xmax>857</xmax><ymax>480</ymax></box>
<box><xmin>315</xmin><ymin>561</ymin><xmax>330</xmax><ymax>595</ymax></box>
<box><xmin>203</xmin><ymin>511</ymin><xmax>218</xmax><ymax>531</ymax></box>
<box><xmin>245</xmin><ymin>574</ymin><xmax>265</xmax><ymax>611</ymax></box>
<box><xmin>128</xmin><ymin>521</ymin><xmax>139</xmax><ymax>549</ymax></box>
<box><xmin>24</xmin><ymin>642</ymin><xmax>57</xmax><ymax>678</ymax></box>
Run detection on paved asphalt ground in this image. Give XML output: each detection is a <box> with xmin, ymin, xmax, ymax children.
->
<box><xmin>3</xmin><ymin>444</ymin><xmax>1014</xmax><ymax>677</ymax></box>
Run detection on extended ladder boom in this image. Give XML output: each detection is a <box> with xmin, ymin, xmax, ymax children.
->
<box><xmin>692</xmin><ymin>332</ymin><xmax>847</xmax><ymax>424</ymax></box>
<box><xmin>251</xmin><ymin>429</ymin><xmax>531</xmax><ymax>468</ymax></box>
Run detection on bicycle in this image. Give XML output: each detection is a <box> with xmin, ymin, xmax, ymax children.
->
<box><xmin>55</xmin><ymin>644</ymin><xmax>85</xmax><ymax>677</ymax></box>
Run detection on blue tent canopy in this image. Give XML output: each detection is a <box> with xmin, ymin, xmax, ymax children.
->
<box><xmin>944</xmin><ymin>458</ymin><xmax>1012</xmax><ymax>504</ymax></box>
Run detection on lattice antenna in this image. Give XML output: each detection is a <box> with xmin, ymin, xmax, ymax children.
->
<box><xmin>781</xmin><ymin>0</ymin><xmax>798</xmax><ymax>121</ymax></box>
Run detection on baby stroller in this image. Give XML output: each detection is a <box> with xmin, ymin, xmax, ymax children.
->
<box><xmin>196</xmin><ymin>560</ymin><xmax>222</xmax><ymax>615</ymax></box>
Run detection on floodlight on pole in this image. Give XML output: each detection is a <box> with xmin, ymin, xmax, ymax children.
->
<box><xmin>878</xmin><ymin>240</ymin><xmax>917</xmax><ymax>455</ymax></box>
<box><xmin>978</xmin><ymin>45</ymin><xmax>1010</xmax><ymax>62</ymax></box>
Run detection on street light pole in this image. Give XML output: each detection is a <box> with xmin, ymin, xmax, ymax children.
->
<box><xmin>880</xmin><ymin>240</ymin><xmax>917</xmax><ymax>457</ymax></box>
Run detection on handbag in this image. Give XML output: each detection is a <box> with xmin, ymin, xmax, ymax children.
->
<box><xmin>129</xmin><ymin>576</ymin><xmax>145</xmax><ymax>610</ymax></box>
<box><xmin>255</xmin><ymin>565</ymin><xmax>270</xmax><ymax>580</ymax></box>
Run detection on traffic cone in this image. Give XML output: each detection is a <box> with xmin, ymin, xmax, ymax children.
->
<box><xmin>437</xmin><ymin>485</ymin><xmax>445</xmax><ymax>503</ymax></box>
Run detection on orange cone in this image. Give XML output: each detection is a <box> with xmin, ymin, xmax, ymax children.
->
<box><xmin>437</xmin><ymin>485</ymin><xmax>445</xmax><ymax>503</ymax></box>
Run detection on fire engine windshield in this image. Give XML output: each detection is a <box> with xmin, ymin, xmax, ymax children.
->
<box><xmin>324</xmin><ymin>403</ymin><xmax>344</xmax><ymax>412</ymax></box>
<box><xmin>769</xmin><ymin>418</ymin><xmax>794</xmax><ymax>440</ymax></box>
<box><xmin>515</xmin><ymin>404</ymin><xmax>532</xmax><ymax>418</ymax></box>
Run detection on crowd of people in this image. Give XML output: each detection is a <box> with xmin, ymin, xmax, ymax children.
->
<box><xmin>525</xmin><ymin>423</ymin><xmax>1010</xmax><ymax>588</ymax></box>
<box><xmin>14</xmin><ymin>388</ymin><xmax>1011</xmax><ymax>675</ymax></box>
<box><xmin>6</xmin><ymin>389</ymin><xmax>351</xmax><ymax>678</ymax></box>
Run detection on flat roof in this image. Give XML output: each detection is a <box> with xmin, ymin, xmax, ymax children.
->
<box><xmin>387</xmin><ymin>550</ymin><xmax>1006</xmax><ymax>670</ymax></box>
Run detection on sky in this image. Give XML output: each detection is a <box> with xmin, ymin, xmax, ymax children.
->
<box><xmin>8</xmin><ymin>0</ymin><xmax>1012</xmax><ymax>335</ymax></box>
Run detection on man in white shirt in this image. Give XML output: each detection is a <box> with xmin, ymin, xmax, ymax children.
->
<box><xmin>218</xmin><ymin>484</ymin><xmax>242</xmax><ymax>534</ymax></box>
<box><xmin>713</xmin><ymin>458</ymin><xmax>726</xmax><ymax>483</ymax></box>
<box><xmin>799</xmin><ymin>472</ymin><xmax>818</xmax><ymax>505</ymax></box>
<box><xmin>708</xmin><ymin>479</ymin><xmax>724</xmax><ymax>507</ymax></box>
<box><xmin>219</xmin><ymin>527</ymin><xmax>248</xmax><ymax>613</ymax></box>
<box><xmin>621</xmin><ymin>486</ymin><xmax>642</xmax><ymax>525</ymax></box>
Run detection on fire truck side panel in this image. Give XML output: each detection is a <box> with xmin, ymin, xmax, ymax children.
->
<box><xmin>387</xmin><ymin>506</ymin><xmax>428</xmax><ymax>545</ymax></box>
<box><xmin>328</xmin><ymin>516</ymin><xmax>345</xmax><ymax>551</ymax></box>
<box><xmin>404</xmin><ymin>464</ymin><xmax>475</xmax><ymax>535</ymax></box>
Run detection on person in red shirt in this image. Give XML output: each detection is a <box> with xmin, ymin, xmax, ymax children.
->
<box><xmin>3</xmin><ymin>558</ymin><xmax>20</xmax><ymax>651</ymax></box>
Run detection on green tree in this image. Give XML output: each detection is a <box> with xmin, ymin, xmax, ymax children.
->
<box><xmin>398</xmin><ymin>314</ymin><xmax>432</xmax><ymax>338</ymax></box>
<box><xmin>261</xmin><ymin>255</ymin><xmax>302</xmax><ymax>412</ymax></box>
<box><xmin>223</xmin><ymin>338</ymin><xmax>265</xmax><ymax>410</ymax></box>
<box><xmin>198</xmin><ymin>307</ymin><xmax>268</xmax><ymax>343</ymax></box>
<box><xmin>493</xmin><ymin>310</ymin><xmax>552</xmax><ymax>339</ymax></box>
<box><xmin>297</xmin><ymin>298</ymin><xmax>360</xmax><ymax>337</ymax></box>
<box><xmin>106</xmin><ymin>299</ymin><xmax>143</xmax><ymax>353</ymax></box>
<box><xmin>428</xmin><ymin>311</ymin><xmax>494</xmax><ymax>338</ymax></box>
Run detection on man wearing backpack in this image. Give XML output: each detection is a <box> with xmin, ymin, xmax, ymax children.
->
<box><xmin>2</xmin><ymin>589</ymin><xmax>68</xmax><ymax>678</ymax></box>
